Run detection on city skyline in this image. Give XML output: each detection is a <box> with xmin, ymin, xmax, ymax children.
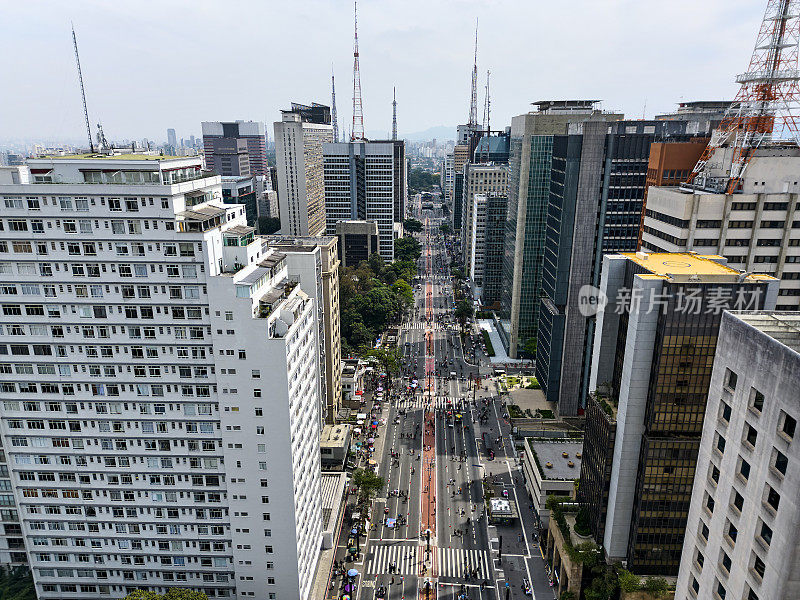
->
<box><xmin>1</xmin><ymin>0</ymin><xmax>763</xmax><ymax>143</ymax></box>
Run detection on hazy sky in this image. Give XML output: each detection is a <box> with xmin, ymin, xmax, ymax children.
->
<box><xmin>0</xmin><ymin>0</ymin><xmax>764</xmax><ymax>144</ymax></box>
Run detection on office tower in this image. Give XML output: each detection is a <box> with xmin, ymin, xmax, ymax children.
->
<box><xmin>273</xmin><ymin>104</ymin><xmax>334</xmax><ymax>237</ymax></box>
<box><xmin>472</xmin><ymin>129</ymin><xmax>510</xmax><ymax>164</ymax></box>
<box><xmin>676</xmin><ymin>311</ymin><xmax>800</xmax><ymax>600</ymax></box>
<box><xmin>167</xmin><ymin>128</ymin><xmax>177</xmax><ymax>149</ymax></box>
<box><xmin>642</xmin><ymin>147</ymin><xmax>800</xmax><ymax>310</ymax></box>
<box><xmin>203</xmin><ymin>137</ymin><xmax>251</xmax><ymax>177</ymax></box>
<box><xmin>336</xmin><ymin>220</ymin><xmax>380</xmax><ymax>268</ymax></box>
<box><xmin>461</xmin><ymin>163</ymin><xmax>508</xmax><ymax>274</ymax></box>
<box><xmin>262</xmin><ymin>236</ymin><xmax>342</xmax><ymax>425</ymax></box>
<box><xmin>323</xmin><ymin>140</ymin><xmax>398</xmax><ymax>260</ymax></box>
<box><xmin>654</xmin><ymin>100</ymin><xmax>731</xmax><ymax>135</ymax></box>
<box><xmin>536</xmin><ymin>119</ymin><xmax>696</xmax><ymax>415</ymax></box>
<box><xmin>499</xmin><ymin>101</ymin><xmax>624</xmax><ymax>359</ymax></box>
<box><xmin>442</xmin><ymin>154</ymin><xmax>454</xmax><ymax>209</ymax></box>
<box><xmin>453</xmin><ymin>144</ymin><xmax>470</xmax><ymax>181</ymax></box>
<box><xmin>201</xmin><ymin>121</ymin><xmax>268</xmax><ymax>177</ymax></box>
<box><xmin>580</xmin><ymin>252</ymin><xmax>778</xmax><ymax>575</ymax></box>
<box><xmin>0</xmin><ymin>154</ymin><xmax>324</xmax><ymax>600</ymax></box>
<box><xmin>469</xmin><ymin>192</ymin><xmax>508</xmax><ymax>307</ymax></box>
<box><xmin>452</xmin><ymin>172</ymin><xmax>464</xmax><ymax>232</ymax></box>
<box><xmin>637</xmin><ymin>138</ymin><xmax>709</xmax><ymax>247</ymax></box>
<box><xmin>371</xmin><ymin>139</ymin><xmax>407</xmax><ymax>224</ymax></box>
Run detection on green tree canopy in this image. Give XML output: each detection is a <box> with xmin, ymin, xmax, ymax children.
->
<box><xmin>403</xmin><ymin>218</ymin><xmax>423</xmax><ymax>233</ymax></box>
<box><xmin>352</xmin><ymin>468</ymin><xmax>385</xmax><ymax>502</ymax></box>
<box><xmin>454</xmin><ymin>299</ymin><xmax>474</xmax><ymax>329</ymax></box>
<box><xmin>408</xmin><ymin>168</ymin><xmax>439</xmax><ymax>191</ymax></box>
<box><xmin>394</xmin><ymin>237</ymin><xmax>422</xmax><ymax>262</ymax></box>
<box><xmin>257</xmin><ymin>216</ymin><xmax>281</xmax><ymax>235</ymax></box>
<box><xmin>439</xmin><ymin>223</ymin><xmax>452</xmax><ymax>234</ymax></box>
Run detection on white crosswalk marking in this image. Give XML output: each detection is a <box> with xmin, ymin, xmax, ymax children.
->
<box><xmin>365</xmin><ymin>544</ymin><xmax>419</xmax><ymax>575</ymax></box>
<box><xmin>436</xmin><ymin>547</ymin><xmax>491</xmax><ymax>579</ymax></box>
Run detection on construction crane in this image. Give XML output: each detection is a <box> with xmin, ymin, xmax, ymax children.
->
<box><xmin>331</xmin><ymin>66</ymin><xmax>339</xmax><ymax>143</ymax></box>
<box><xmin>71</xmin><ymin>24</ymin><xmax>94</xmax><ymax>153</ymax></box>
<box><xmin>351</xmin><ymin>0</ymin><xmax>365</xmax><ymax>141</ymax></box>
<box><xmin>468</xmin><ymin>19</ymin><xmax>479</xmax><ymax>130</ymax></box>
<box><xmin>688</xmin><ymin>0</ymin><xmax>800</xmax><ymax>193</ymax></box>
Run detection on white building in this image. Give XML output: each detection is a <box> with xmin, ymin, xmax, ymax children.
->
<box><xmin>441</xmin><ymin>154</ymin><xmax>454</xmax><ymax>206</ymax></box>
<box><xmin>641</xmin><ymin>147</ymin><xmax>800</xmax><ymax>310</ymax></box>
<box><xmin>522</xmin><ymin>438</ymin><xmax>582</xmax><ymax>529</ymax></box>
<box><xmin>461</xmin><ymin>163</ymin><xmax>508</xmax><ymax>271</ymax></box>
<box><xmin>323</xmin><ymin>141</ymin><xmax>397</xmax><ymax>260</ymax></box>
<box><xmin>676</xmin><ymin>311</ymin><xmax>800</xmax><ymax>600</ymax></box>
<box><xmin>274</xmin><ymin>110</ymin><xmax>333</xmax><ymax>237</ymax></box>
<box><xmin>0</xmin><ymin>154</ymin><xmax>323</xmax><ymax>600</ymax></box>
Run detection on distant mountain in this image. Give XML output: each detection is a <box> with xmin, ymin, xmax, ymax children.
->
<box><xmin>364</xmin><ymin>125</ymin><xmax>456</xmax><ymax>142</ymax></box>
<box><xmin>401</xmin><ymin>126</ymin><xmax>456</xmax><ymax>141</ymax></box>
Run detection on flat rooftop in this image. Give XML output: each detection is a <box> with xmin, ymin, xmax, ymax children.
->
<box><xmin>35</xmin><ymin>153</ymin><xmax>189</xmax><ymax>162</ymax></box>
<box><xmin>734</xmin><ymin>312</ymin><xmax>800</xmax><ymax>355</ymax></box>
<box><xmin>622</xmin><ymin>252</ymin><xmax>776</xmax><ymax>283</ymax></box>
<box><xmin>320</xmin><ymin>424</ymin><xmax>351</xmax><ymax>447</ymax></box>
<box><xmin>528</xmin><ymin>440</ymin><xmax>583</xmax><ymax>480</ymax></box>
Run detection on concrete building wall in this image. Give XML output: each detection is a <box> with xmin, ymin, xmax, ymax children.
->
<box><xmin>603</xmin><ymin>276</ymin><xmax>662</xmax><ymax>560</ymax></box>
<box><xmin>676</xmin><ymin>312</ymin><xmax>800</xmax><ymax>600</ymax></box>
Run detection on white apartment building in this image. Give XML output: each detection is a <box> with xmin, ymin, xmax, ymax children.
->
<box><xmin>441</xmin><ymin>154</ymin><xmax>454</xmax><ymax>206</ymax></box>
<box><xmin>677</xmin><ymin>311</ymin><xmax>800</xmax><ymax>600</ymax></box>
<box><xmin>274</xmin><ymin>111</ymin><xmax>333</xmax><ymax>237</ymax></box>
<box><xmin>641</xmin><ymin>147</ymin><xmax>800</xmax><ymax>310</ymax></box>
<box><xmin>323</xmin><ymin>141</ymin><xmax>397</xmax><ymax>260</ymax></box>
<box><xmin>461</xmin><ymin>163</ymin><xmax>508</xmax><ymax>272</ymax></box>
<box><xmin>0</xmin><ymin>154</ymin><xmax>323</xmax><ymax>600</ymax></box>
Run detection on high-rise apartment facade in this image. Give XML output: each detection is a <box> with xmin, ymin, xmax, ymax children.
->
<box><xmin>273</xmin><ymin>106</ymin><xmax>334</xmax><ymax>237</ymax></box>
<box><xmin>498</xmin><ymin>101</ymin><xmax>624</xmax><ymax>358</ymax></box>
<box><xmin>676</xmin><ymin>311</ymin><xmax>800</xmax><ymax>600</ymax></box>
<box><xmin>323</xmin><ymin>141</ymin><xmax>397</xmax><ymax>260</ymax></box>
<box><xmin>641</xmin><ymin>147</ymin><xmax>800</xmax><ymax>310</ymax></box>
<box><xmin>0</xmin><ymin>155</ymin><xmax>323</xmax><ymax>600</ymax></box>
<box><xmin>202</xmin><ymin>121</ymin><xmax>268</xmax><ymax>178</ymax></box>
<box><xmin>469</xmin><ymin>193</ymin><xmax>508</xmax><ymax>307</ymax></box>
<box><xmin>581</xmin><ymin>252</ymin><xmax>777</xmax><ymax>575</ymax></box>
<box><xmin>461</xmin><ymin>163</ymin><xmax>508</xmax><ymax>273</ymax></box>
<box><xmin>372</xmin><ymin>140</ymin><xmax>407</xmax><ymax>224</ymax></box>
<box><xmin>262</xmin><ymin>236</ymin><xmax>342</xmax><ymax>425</ymax></box>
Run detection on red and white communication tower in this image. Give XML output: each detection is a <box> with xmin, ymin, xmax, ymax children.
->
<box><xmin>690</xmin><ymin>0</ymin><xmax>800</xmax><ymax>193</ymax></box>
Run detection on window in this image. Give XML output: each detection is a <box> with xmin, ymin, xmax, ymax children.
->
<box><xmin>744</xmin><ymin>424</ymin><xmax>758</xmax><ymax>448</ymax></box>
<box><xmin>720</xmin><ymin>550</ymin><xmax>731</xmax><ymax>574</ymax></box>
<box><xmin>709</xmin><ymin>464</ymin><xmax>720</xmax><ymax>485</ymax></box>
<box><xmin>732</xmin><ymin>490</ymin><xmax>744</xmax><ymax>513</ymax></box>
<box><xmin>715</xmin><ymin>579</ymin><xmax>726</xmax><ymax>600</ymax></box>
<box><xmin>779</xmin><ymin>411</ymin><xmax>796</xmax><ymax>440</ymax></box>
<box><xmin>700</xmin><ymin>520</ymin><xmax>709</xmax><ymax>542</ymax></box>
<box><xmin>750</xmin><ymin>388</ymin><xmax>765</xmax><ymax>413</ymax></box>
<box><xmin>715</xmin><ymin>433</ymin><xmax>726</xmax><ymax>455</ymax></box>
<box><xmin>724</xmin><ymin>368</ymin><xmax>738</xmax><ymax>391</ymax></box>
<box><xmin>772</xmin><ymin>448</ymin><xmax>788</xmax><ymax>475</ymax></box>
<box><xmin>704</xmin><ymin>492</ymin><xmax>715</xmax><ymax>514</ymax></box>
<box><xmin>765</xmin><ymin>484</ymin><xmax>780</xmax><ymax>512</ymax></box>
<box><xmin>724</xmin><ymin>520</ymin><xmax>737</xmax><ymax>545</ymax></box>
<box><xmin>752</xmin><ymin>553</ymin><xmax>766</xmax><ymax>579</ymax></box>
<box><xmin>720</xmin><ymin>401</ymin><xmax>732</xmax><ymax>424</ymax></box>
<box><xmin>738</xmin><ymin>457</ymin><xmax>751</xmax><ymax>481</ymax></box>
<box><xmin>758</xmin><ymin>521</ymin><xmax>772</xmax><ymax>547</ymax></box>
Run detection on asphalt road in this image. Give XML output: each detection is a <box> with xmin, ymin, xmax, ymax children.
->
<box><xmin>330</xmin><ymin>194</ymin><xmax>557</xmax><ymax>600</ymax></box>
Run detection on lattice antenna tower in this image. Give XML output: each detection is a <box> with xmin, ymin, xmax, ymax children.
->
<box><xmin>392</xmin><ymin>87</ymin><xmax>398</xmax><ymax>141</ymax></box>
<box><xmin>71</xmin><ymin>24</ymin><xmax>94</xmax><ymax>153</ymax></box>
<box><xmin>468</xmin><ymin>19</ymin><xmax>479</xmax><ymax>130</ymax></box>
<box><xmin>482</xmin><ymin>70</ymin><xmax>491</xmax><ymax>162</ymax></box>
<box><xmin>331</xmin><ymin>66</ymin><xmax>339</xmax><ymax>143</ymax></box>
<box><xmin>351</xmin><ymin>0</ymin><xmax>365</xmax><ymax>141</ymax></box>
<box><xmin>689</xmin><ymin>0</ymin><xmax>800</xmax><ymax>193</ymax></box>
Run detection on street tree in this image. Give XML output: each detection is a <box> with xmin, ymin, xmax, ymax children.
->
<box><xmin>454</xmin><ymin>299</ymin><xmax>474</xmax><ymax>331</ymax></box>
<box><xmin>394</xmin><ymin>237</ymin><xmax>422</xmax><ymax>262</ymax></box>
<box><xmin>403</xmin><ymin>218</ymin><xmax>423</xmax><ymax>233</ymax></box>
<box><xmin>352</xmin><ymin>469</ymin><xmax>385</xmax><ymax>504</ymax></box>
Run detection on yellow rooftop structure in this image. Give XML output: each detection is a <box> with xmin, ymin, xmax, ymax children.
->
<box><xmin>620</xmin><ymin>252</ymin><xmax>777</xmax><ymax>283</ymax></box>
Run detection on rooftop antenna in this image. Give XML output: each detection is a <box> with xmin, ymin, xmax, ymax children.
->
<box><xmin>482</xmin><ymin>70</ymin><xmax>491</xmax><ymax>162</ymax></box>
<box><xmin>71</xmin><ymin>24</ymin><xmax>94</xmax><ymax>153</ymax></box>
<box><xmin>351</xmin><ymin>0</ymin><xmax>365</xmax><ymax>141</ymax></box>
<box><xmin>468</xmin><ymin>18</ymin><xmax>479</xmax><ymax>130</ymax></box>
<box><xmin>331</xmin><ymin>65</ymin><xmax>339</xmax><ymax>143</ymax></box>
<box><xmin>392</xmin><ymin>87</ymin><xmax>397</xmax><ymax>141</ymax></box>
